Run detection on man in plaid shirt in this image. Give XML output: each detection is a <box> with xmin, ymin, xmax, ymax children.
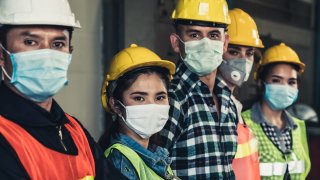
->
<box><xmin>160</xmin><ymin>0</ymin><xmax>238</xmax><ymax>179</ymax></box>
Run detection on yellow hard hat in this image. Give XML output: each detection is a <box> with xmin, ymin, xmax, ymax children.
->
<box><xmin>254</xmin><ymin>43</ymin><xmax>305</xmax><ymax>80</ymax></box>
<box><xmin>101</xmin><ymin>44</ymin><xmax>176</xmax><ymax>112</ymax></box>
<box><xmin>228</xmin><ymin>8</ymin><xmax>264</xmax><ymax>48</ymax></box>
<box><xmin>172</xmin><ymin>0</ymin><xmax>231</xmax><ymax>25</ymax></box>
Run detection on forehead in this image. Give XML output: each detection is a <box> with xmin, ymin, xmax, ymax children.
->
<box><xmin>268</xmin><ymin>63</ymin><xmax>298</xmax><ymax>77</ymax></box>
<box><xmin>126</xmin><ymin>73</ymin><xmax>166</xmax><ymax>91</ymax></box>
<box><xmin>6</xmin><ymin>25</ymin><xmax>70</xmax><ymax>40</ymax></box>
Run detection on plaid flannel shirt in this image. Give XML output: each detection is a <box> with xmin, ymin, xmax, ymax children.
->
<box><xmin>160</xmin><ymin>62</ymin><xmax>238</xmax><ymax>179</ymax></box>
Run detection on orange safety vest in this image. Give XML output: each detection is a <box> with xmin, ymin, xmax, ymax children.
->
<box><xmin>232</xmin><ymin>122</ymin><xmax>260</xmax><ymax>180</ymax></box>
<box><xmin>0</xmin><ymin>114</ymin><xmax>95</xmax><ymax>180</ymax></box>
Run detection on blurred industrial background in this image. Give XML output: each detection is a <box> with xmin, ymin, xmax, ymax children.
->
<box><xmin>56</xmin><ymin>0</ymin><xmax>319</xmax><ymax>179</ymax></box>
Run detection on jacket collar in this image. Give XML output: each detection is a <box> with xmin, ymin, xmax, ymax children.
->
<box><xmin>251</xmin><ymin>102</ymin><xmax>297</xmax><ymax>131</ymax></box>
<box><xmin>112</xmin><ymin>133</ymin><xmax>171</xmax><ymax>176</ymax></box>
<box><xmin>0</xmin><ymin>82</ymin><xmax>68</xmax><ymax>127</ymax></box>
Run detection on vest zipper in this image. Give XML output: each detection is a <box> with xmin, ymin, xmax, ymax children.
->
<box><xmin>57</xmin><ymin>125</ymin><xmax>67</xmax><ymax>151</ymax></box>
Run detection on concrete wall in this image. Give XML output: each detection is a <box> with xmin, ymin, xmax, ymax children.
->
<box><xmin>55</xmin><ymin>0</ymin><xmax>104</xmax><ymax>140</ymax></box>
<box><xmin>124</xmin><ymin>0</ymin><xmax>157</xmax><ymax>51</ymax></box>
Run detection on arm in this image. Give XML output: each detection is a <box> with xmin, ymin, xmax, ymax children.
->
<box><xmin>0</xmin><ymin>135</ymin><xmax>29</xmax><ymax>179</ymax></box>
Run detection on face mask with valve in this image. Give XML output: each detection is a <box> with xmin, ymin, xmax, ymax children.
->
<box><xmin>0</xmin><ymin>44</ymin><xmax>72</xmax><ymax>102</ymax></box>
<box><xmin>177</xmin><ymin>36</ymin><xmax>224</xmax><ymax>76</ymax></box>
<box><xmin>117</xmin><ymin>101</ymin><xmax>170</xmax><ymax>139</ymax></box>
<box><xmin>219</xmin><ymin>58</ymin><xmax>253</xmax><ymax>87</ymax></box>
<box><xmin>264</xmin><ymin>83</ymin><xmax>299</xmax><ymax>110</ymax></box>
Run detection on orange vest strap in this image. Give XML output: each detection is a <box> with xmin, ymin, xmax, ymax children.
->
<box><xmin>232</xmin><ymin>122</ymin><xmax>260</xmax><ymax>180</ymax></box>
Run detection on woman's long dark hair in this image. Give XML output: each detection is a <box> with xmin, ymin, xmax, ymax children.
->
<box><xmin>98</xmin><ymin>66</ymin><xmax>170</xmax><ymax>150</ymax></box>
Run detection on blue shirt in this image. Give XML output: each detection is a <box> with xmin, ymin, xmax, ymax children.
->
<box><xmin>107</xmin><ymin>134</ymin><xmax>172</xmax><ymax>180</ymax></box>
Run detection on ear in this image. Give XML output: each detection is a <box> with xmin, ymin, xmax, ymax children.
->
<box><xmin>69</xmin><ymin>45</ymin><xmax>73</xmax><ymax>54</ymax></box>
<box><xmin>0</xmin><ymin>48</ymin><xmax>4</xmax><ymax>67</ymax></box>
<box><xmin>109</xmin><ymin>97</ymin><xmax>122</xmax><ymax>114</ymax></box>
<box><xmin>170</xmin><ymin>33</ymin><xmax>181</xmax><ymax>54</ymax></box>
<box><xmin>257</xmin><ymin>79</ymin><xmax>262</xmax><ymax>89</ymax></box>
<box><xmin>223</xmin><ymin>34</ymin><xmax>229</xmax><ymax>53</ymax></box>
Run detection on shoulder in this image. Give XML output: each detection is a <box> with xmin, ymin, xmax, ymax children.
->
<box><xmin>107</xmin><ymin>148</ymin><xmax>138</xmax><ymax>180</ymax></box>
<box><xmin>241</xmin><ymin>109</ymin><xmax>254</xmax><ymax>125</ymax></box>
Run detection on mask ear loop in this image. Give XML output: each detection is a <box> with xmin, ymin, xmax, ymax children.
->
<box><xmin>0</xmin><ymin>43</ymin><xmax>12</xmax><ymax>81</ymax></box>
<box><xmin>174</xmin><ymin>35</ymin><xmax>186</xmax><ymax>61</ymax></box>
<box><xmin>116</xmin><ymin>100</ymin><xmax>127</xmax><ymax>122</ymax></box>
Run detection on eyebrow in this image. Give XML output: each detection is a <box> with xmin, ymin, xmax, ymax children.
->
<box><xmin>271</xmin><ymin>75</ymin><xmax>297</xmax><ymax>81</ymax></box>
<box><xmin>20</xmin><ymin>31</ymin><xmax>40</xmax><ymax>38</ymax></box>
<box><xmin>130</xmin><ymin>92</ymin><xmax>148</xmax><ymax>96</ymax></box>
<box><xmin>19</xmin><ymin>31</ymin><xmax>67</xmax><ymax>41</ymax></box>
<box><xmin>228</xmin><ymin>45</ymin><xmax>254</xmax><ymax>51</ymax></box>
<box><xmin>185</xmin><ymin>29</ymin><xmax>201</xmax><ymax>34</ymax></box>
<box><xmin>156</xmin><ymin>91</ymin><xmax>167</xmax><ymax>96</ymax></box>
<box><xmin>270</xmin><ymin>75</ymin><xmax>284</xmax><ymax>79</ymax></box>
<box><xmin>130</xmin><ymin>91</ymin><xmax>167</xmax><ymax>96</ymax></box>
<box><xmin>228</xmin><ymin>46</ymin><xmax>241</xmax><ymax>51</ymax></box>
<box><xmin>208</xmin><ymin>30</ymin><xmax>221</xmax><ymax>34</ymax></box>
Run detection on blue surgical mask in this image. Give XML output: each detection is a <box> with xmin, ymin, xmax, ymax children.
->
<box><xmin>178</xmin><ymin>36</ymin><xmax>224</xmax><ymax>76</ymax></box>
<box><xmin>0</xmin><ymin>44</ymin><xmax>72</xmax><ymax>102</ymax></box>
<box><xmin>264</xmin><ymin>83</ymin><xmax>299</xmax><ymax>110</ymax></box>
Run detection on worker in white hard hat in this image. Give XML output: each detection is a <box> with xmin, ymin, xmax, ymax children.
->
<box><xmin>159</xmin><ymin>0</ymin><xmax>239</xmax><ymax>179</ymax></box>
<box><xmin>0</xmin><ymin>0</ymin><xmax>113</xmax><ymax>179</ymax></box>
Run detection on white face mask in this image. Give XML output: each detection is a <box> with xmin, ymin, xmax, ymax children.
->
<box><xmin>117</xmin><ymin>101</ymin><xmax>170</xmax><ymax>139</ymax></box>
<box><xmin>178</xmin><ymin>36</ymin><xmax>224</xmax><ymax>76</ymax></box>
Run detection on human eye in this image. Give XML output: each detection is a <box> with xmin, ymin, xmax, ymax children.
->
<box><xmin>227</xmin><ymin>49</ymin><xmax>239</xmax><ymax>56</ymax></box>
<box><xmin>52</xmin><ymin>41</ymin><xmax>66</xmax><ymax>49</ymax></box>
<box><xmin>246</xmin><ymin>50</ymin><xmax>254</xmax><ymax>58</ymax></box>
<box><xmin>270</xmin><ymin>78</ymin><xmax>281</xmax><ymax>84</ymax></box>
<box><xmin>209</xmin><ymin>32</ymin><xmax>220</xmax><ymax>40</ymax></box>
<box><xmin>189</xmin><ymin>33</ymin><xmax>201</xmax><ymax>40</ymax></box>
<box><xmin>288</xmin><ymin>79</ymin><xmax>297</xmax><ymax>86</ymax></box>
<box><xmin>156</xmin><ymin>95</ymin><xmax>167</xmax><ymax>101</ymax></box>
<box><xmin>24</xmin><ymin>39</ymin><xmax>37</xmax><ymax>46</ymax></box>
<box><xmin>133</xmin><ymin>96</ymin><xmax>145</xmax><ymax>102</ymax></box>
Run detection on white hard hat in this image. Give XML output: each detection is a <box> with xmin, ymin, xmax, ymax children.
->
<box><xmin>0</xmin><ymin>0</ymin><xmax>80</xmax><ymax>28</ymax></box>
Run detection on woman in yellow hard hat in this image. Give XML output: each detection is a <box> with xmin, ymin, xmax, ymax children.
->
<box><xmin>99</xmin><ymin>44</ymin><xmax>179</xmax><ymax>180</ymax></box>
<box><xmin>242</xmin><ymin>43</ymin><xmax>311</xmax><ymax>179</ymax></box>
<box><xmin>217</xmin><ymin>8</ymin><xmax>263</xmax><ymax>180</ymax></box>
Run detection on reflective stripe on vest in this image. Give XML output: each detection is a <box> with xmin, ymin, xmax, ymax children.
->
<box><xmin>260</xmin><ymin>160</ymin><xmax>305</xmax><ymax>176</ymax></box>
<box><xmin>234</xmin><ymin>138</ymin><xmax>258</xmax><ymax>159</ymax></box>
<box><xmin>0</xmin><ymin>114</ymin><xmax>95</xmax><ymax>180</ymax></box>
<box><xmin>232</xmin><ymin>122</ymin><xmax>260</xmax><ymax>180</ymax></box>
<box><xmin>105</xmin><ymin>143</ymin><xmax>174</xmax><ymax>180</ymax></box>
<box><xmin>81</xmin><ymin>176</ymin><xmax>95</xmax><ymax>180</ymax></box>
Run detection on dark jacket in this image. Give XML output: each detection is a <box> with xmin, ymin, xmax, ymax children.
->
<box><xmin>0</xmin><ymin>82</ymin><xmax>124</xmax><ymax>180</ymax></box>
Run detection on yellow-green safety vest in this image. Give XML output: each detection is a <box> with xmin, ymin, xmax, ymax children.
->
<box><xmin>242</xmin><ymin>109</ymin><xmax>311</xmax><ymax>180</ymax></box>
<box><xmin>105</xmin><ymin>143</ymin><xmax>175</xmax><ymax>180</ymax></box>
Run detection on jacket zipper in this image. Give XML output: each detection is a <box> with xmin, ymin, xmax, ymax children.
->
<box><xmin>57</xmin><ymin>125</ymin><xmax>67</xmax><ymax>151</ymax></box>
